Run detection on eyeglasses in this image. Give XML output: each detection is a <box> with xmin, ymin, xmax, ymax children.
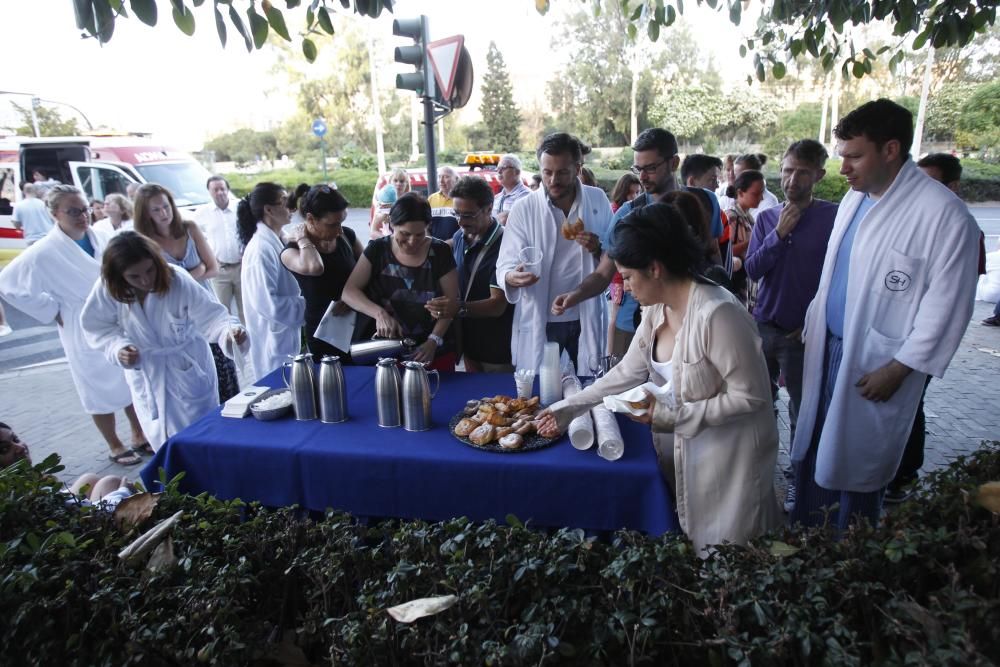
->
<box><xmin>454</xmin><ymin>206</ymin><xmax>486</xmax><ymax>221</ymax></box>
<box><xmin>62</xmin><ymin>207</ymin><xmax>93</xmax><ymax>218</ymax></box>
<box><xmin>630</xmin><ymin>159</ymin><xmax>669</xmax><ymax>176</ymax></box>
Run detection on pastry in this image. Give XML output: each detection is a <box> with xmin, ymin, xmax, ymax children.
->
<box><xmin>496</xmin><ymin>427</ymin><xmax>514</xmax><ymax>439</ymax></box>
<box><xmin>469</xmin><ymin>424</ymin><xmax>496</xmax><ymax>445</ymax></box>
<box><xmin>499</xmin><ymin>433</ymin><xmax>524</xmax><ymax>450</ymax></box>
<box><xmin>454</xmin><ymin>418</ymin><xmax>478</xmax><ymax>437</ymax></box>
<box><xmin>561</xmin><ymin>217</ymin><xmax>585</xmax><ymax>240</ymax></box>
<box><xmin>515</xmin><ymin>421</ymin><xmax>536</xmax><ymax>436</ymax></box>
<box><xmin>487</xmin><ymin>413</ymin><xmax>513</xmax><ymax>427</ymax></box>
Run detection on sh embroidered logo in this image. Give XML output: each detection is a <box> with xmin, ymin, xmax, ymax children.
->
<box><xmin>884</xmin><ymin>270</ymin><xmax>912</xmax><ymax>292</ymax></box>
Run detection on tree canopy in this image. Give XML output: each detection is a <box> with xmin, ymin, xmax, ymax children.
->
<box><xmin>71</xmin><ymin>0</ymin><xmax>998</xmax><ymax>81</ymax></box>
<box><xmin>479</xmin><ymin>42</ymin><xmax>522</xmax><ymax>153</ymax></box>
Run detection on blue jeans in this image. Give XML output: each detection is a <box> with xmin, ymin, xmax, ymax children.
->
<box><xmin>545</xmin><ymin>320</ymin><xmax>581</xmax><ymax>370</ymax></box>
<box><xmin>791</xmin><ymin>332</ymin><xmax>885</xmax><ymax>532</ymax></box>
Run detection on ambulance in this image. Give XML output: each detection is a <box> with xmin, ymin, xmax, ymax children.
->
<box><xmin>0</xmin><ymin>133</ymin><xmax>215</xmax><ymax>261</ymax></box>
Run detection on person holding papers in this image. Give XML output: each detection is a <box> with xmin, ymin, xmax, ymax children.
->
<box><xmin>81</xmin><ymin>232</ymin><xmax>248</xmax><ymax>450</ymax></box>
<box><xmin>280</xmin><ymin>185</ymin><xmax>362</xmax><ymax>360</ymax></box>
<box><xmin>537</xmin><ymin>203</ymin><xmax>781</xmax><ymax>556</ymax></box>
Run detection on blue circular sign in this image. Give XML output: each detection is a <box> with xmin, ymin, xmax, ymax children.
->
<box><xmin>312</xmin><ymin>119</ymin><xmax>328</xmax><ymax>137</ymax></box>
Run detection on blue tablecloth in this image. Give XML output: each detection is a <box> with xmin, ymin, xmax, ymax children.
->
<box><xmin>141</xmin><ymin>367</ymin><xmax>678</xmax><ymax>535</ymax></box>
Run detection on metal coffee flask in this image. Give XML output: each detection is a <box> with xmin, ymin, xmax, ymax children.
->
<box><xmin>283</xmin><ymin>353</ymin><xmax>317</xmax><ymax>421</ymax></box>
<box><xmin>318</xmin><ymin>355</ymin><xmax>348</xmax><ymax>423</ymax></box>
<box><xmin>401</xmin><ymin>361</ymin><xmax>440</xmax><ymax>432</ymax></box>
<box><xmin>375</xmin><ymin>357</ymin><xmax>403</xmax><ymax>427</ymax></box>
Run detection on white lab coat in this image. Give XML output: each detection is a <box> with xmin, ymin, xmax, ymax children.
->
<box><xmin>81</xmin><ymin>266</ymin><xmax>247</xmax><ymax>450</ymax></box>
<box><xmin>241</xmin><ymin>222</ymin><xmax>304</xmax><ymax>380</ymax></box>
<box><xmin>496</xmin><ymin>184</ymin><xmax>612</xmax><ymax>372</ymax></box>
<box><xmin>792</xmin><ymin>161</ymin><xmax>981</xmax><ymax>492</ymax></box>
<box><xmin>0</xmin><ymin>224</ymin><xmax>131</xmax><ymax>414</ymax></box>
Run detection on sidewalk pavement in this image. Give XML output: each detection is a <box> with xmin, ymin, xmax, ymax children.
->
<box><xmin>3</xmin><ymin>302</ymin><xmax>999</xmax><ymax>493</ymax></box>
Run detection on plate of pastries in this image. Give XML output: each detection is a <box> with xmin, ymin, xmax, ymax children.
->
<box><xmin>449</xmin><ymin>395</ymin><xmax>557</xmax><ymax>453</ymax></box>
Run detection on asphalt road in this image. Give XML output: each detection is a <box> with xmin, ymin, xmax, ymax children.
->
<box><xmin>1</xmin><ymin>205</ymin><xmax>997</xmax><ymax>374</ymax></box>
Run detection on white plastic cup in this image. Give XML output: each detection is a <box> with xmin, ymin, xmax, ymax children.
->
<box><xmin>518</xmin><ymin>246</ymin><xmax>543</xmax><ymax>271</ymax></box>
<box><xmin>592</xmin><ymin>405</ymin><xmax>624</xmax><ymax>461</ymax></box>
<box><xmin>514</xmin><ymin>369</ymin><xmax>535</xmax><ymax>398</ymax></box>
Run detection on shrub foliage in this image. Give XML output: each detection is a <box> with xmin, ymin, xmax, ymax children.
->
<box><xmin>2</xmin><ymin>443</ymin><xmax>999</xmax><ymax>666</ymax></box>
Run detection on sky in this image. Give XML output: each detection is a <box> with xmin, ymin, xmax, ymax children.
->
<box><xmin>0</xmin><ymin>0</ymin><xmax>752</xmax><ymax>150</ymax></box>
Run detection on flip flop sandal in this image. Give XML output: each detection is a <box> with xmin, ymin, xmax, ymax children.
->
<box><xmin>130</xmin><ymin>443</ymin><xmax>155</xmax><ymax>456</ymax></box>
<box><xmin>109</xmin><ymin>451</ymin><xmax>143</xmax><ymax>466</ymax></box>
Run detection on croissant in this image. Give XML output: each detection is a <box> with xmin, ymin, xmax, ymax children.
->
<box><xmin>469</xmin><ymin>424</ymin><xmax>496</xmax><ymax>445</ymax></box>
<box><xmin>454</xmin><ymin>418</ymin><xmax>478</xmax><ymax>437</ymax></box>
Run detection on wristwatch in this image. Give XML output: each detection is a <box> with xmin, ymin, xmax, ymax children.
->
<box><xmin>428</xmin><ymin>333</ymin><xmax>444</xmax><ymax>347</ymax></box>
<box><xmin>457</xmin><ymin>301</ymin><xmax>468</xmax><ymax>318</ymax></box>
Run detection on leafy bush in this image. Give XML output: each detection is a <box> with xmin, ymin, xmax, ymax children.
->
<box><xmin>222</xmin><ymin>168</ymin><xmax>377</xmax><ymax>208</ymax></box>
<box><xmin>2</xmin><ymin>442</ymin><xmax>999</xmax><ymax>665</ymax></box>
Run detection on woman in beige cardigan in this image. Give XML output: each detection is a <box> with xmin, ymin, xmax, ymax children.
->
<box><xmin>538</xmin><ymin>204</ymin><xmax>781</xmax><ymax>554</ymax></box>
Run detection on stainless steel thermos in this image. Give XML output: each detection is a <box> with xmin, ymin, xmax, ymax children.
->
<box><xmin>283</xmin><ymin>353</ymin><xmax>317</xmax><ymax>421</ymax></box>
<box><xmin>401</xmin><ymin>361</ymin><xmax>440</xmax><ymax>432</ymax></box>
<box><xmin>350</xmin><ymin>336</ymin><xmax>417</xmax><ymax>364</ymax></box>
<box><xmin>375</xmin><ymin>357</ymin><xmax>403</xmax><ymax>427</ymax></box>
<box><xmin>318</xmin><ymin>355</ymin><xmax>348</xmax><ymax>423</ymax></box>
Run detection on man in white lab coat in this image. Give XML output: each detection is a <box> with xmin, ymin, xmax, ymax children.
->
<box><xmin>790</xmin><ymin>99</ymin><xmax>981</xmax><ymax>530</ymax></box>
<box><xmin>496</xmin><ymin>133</ymin><xmax>612</xmax><ymax>372</ymax></box>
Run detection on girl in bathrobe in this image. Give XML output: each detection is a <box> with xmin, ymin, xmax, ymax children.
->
<box><xmin>537</xmin><ymin>203</ymin><xmax>781</xmax><ymax>555</ymax></box>
<box><xmin>81</xmin><ymin>232</ymin><xmax>248</xmax><ymax>450</ymax></box>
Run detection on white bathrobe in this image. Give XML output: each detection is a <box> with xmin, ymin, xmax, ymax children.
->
<box><xmin>496</xmin><ymin>184</ymin><xmax>612</xmax><ymax>372</ymax></box>
<box><xmin>241</xmin><ymin>222</ymin><xmax>305</xmax><ymax>381</ymax></box>
<box><xmin>81</xmin><ymin>266</ymin><xmax>247</xmax><ymax>450</ymax></box>
<box><xmin>0</xmin><ymin>224</ymin><xmax>132</xmax><ymax>414</ymax></box>
<box><xmin>792</xmin><ymin>160</ymin><xmax>981</xmax><ymax>492</ymax></box>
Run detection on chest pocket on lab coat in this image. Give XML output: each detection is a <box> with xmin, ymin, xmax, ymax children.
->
<box><xmin>869</xmin><ymin>248</ymin><xmax>925</xmax><ymax>339</ymax></box>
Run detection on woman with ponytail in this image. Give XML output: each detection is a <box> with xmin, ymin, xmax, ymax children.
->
<box><xmin>239</xmin><ymin>182</ymin><xmax>305</xmax><ymax>380</ymax></box>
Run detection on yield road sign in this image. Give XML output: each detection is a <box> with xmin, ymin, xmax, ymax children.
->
<box><xmin>427</xmin><ymin>35</ymin><xmax>464</xmax><ymax>103</ymax></box>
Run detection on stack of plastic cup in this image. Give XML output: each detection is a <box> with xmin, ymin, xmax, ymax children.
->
<box><xmin>591</xmin><ymin>404</ymin><xmax>625</xmax><ymax>461</ymax></box>
<box><xmin>539</xmin><ymin>342</ymin><xmax>562</xmax><ymax>407</ymax></box>
<box><xmin>561</xmin><ymin>374</ymin><xmax>594</xmax><ymax>450</ymax></box>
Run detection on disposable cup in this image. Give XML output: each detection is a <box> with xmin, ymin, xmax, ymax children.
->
<box><xmin>518</xmin><ymin>246</ymin><xmax>543</xmax><ymax>269</ymax></box>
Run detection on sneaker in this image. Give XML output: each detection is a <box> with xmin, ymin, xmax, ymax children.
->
<box><xmin>983</xmin><ymin>315</ymin><xmax>1000</xmax><ymax>327</ymax></box>
<box><xmin>0</xmin><ymin>323</ymin><xmax>11</xmax><ymax>337</ymax></box>
<box><xmin>883</xmin><ymin>482</ymin><xmax>915</xmax><ymax>505</ymax></box>
<box><xmin>783</xmin><ymin>480</ymin><xmax>796</xmax><ymax>513</ymax></box>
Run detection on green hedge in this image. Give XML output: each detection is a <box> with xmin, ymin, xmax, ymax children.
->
<box><xmin>2</xmin><ymin>442</ymin><xmax>999</xmax><ymax>665</ymax></box>
<box><xmin>221</xmin><ymin>168</ymin><xmax>378</xmax><ymax>209</ymax></box>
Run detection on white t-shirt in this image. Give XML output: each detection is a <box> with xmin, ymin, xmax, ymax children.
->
<box><xmin>12</xmin><ymin>197</ymin><xmax>53</xmax><ymax>243</ymax></box>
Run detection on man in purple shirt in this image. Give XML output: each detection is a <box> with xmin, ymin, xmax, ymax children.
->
<box><xmin>745</xmin><ymin>139</ymin><xmax>838</xmax><ymax>503</ymax></box>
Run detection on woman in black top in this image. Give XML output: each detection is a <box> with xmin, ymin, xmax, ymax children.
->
<box><xmin>280</xmin><ymin>185</ymin><xmax>363</xmax><ymax>359</ymax></box>
<box><xmin>342</xmin><ymin>193</ymin><xmax>459</xmax><ymax>371</ymax></box>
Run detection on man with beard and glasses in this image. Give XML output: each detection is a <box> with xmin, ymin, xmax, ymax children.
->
<box><xmin>552</xmin><ymin>128</ymin><xmax>723</xmax><ymax>356</ymax></box>
<box><xmin>496</xmin><ymin>133</ymin><xmax>612</xmax><ymax>371</ymax></box>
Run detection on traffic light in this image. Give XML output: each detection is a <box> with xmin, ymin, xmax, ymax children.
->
<box><xmin>392</xmin><ymin>16</ymin><xmax>431</xmax><ymax>96</ymax></box>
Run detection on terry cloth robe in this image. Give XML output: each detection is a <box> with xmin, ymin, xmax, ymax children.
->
<box><xmin>548</xmin><ymin>282</ymin><xmax>781</xmax><ymax>555</ymax></box>
<box><xmin>792</xmin><ymin>160</ymin><xmax>981</xmax><ymax>492</ymax></box>
<box><xmin>0</xmin><ymin>224</ymin><xmax>131</xmax><ymax>414</ymax></box>
<box><xmin>241</xmin><ymin>222</ymin><xmax>305</xmax><ymax>381</ymax></box>
<box><xmin>496</xmin><ymin>184</ymin><xmax>612</xmax><ymax>371</ymax></box>
<box><xmin>81</xmin><ymin>266</ymin><xmax>247</xmax><ymax>450</ymax></box>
